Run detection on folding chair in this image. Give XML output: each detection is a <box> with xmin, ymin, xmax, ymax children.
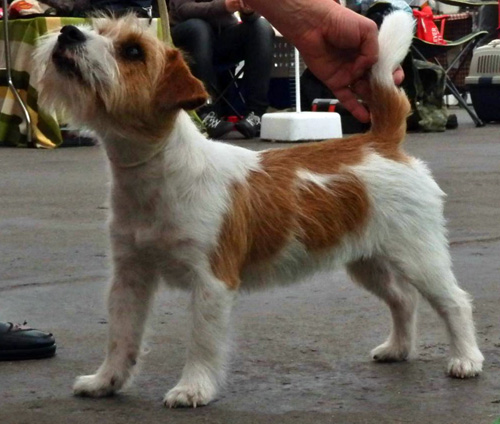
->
<box><xmin>212</xmin><ymin>63</ymin><xmax>246</xmax><ymax>118</ymax></box>
<box><xmin>411</xmin><ymin>2</ymin><xmax>491</xmax><ymax>126</ymax></box>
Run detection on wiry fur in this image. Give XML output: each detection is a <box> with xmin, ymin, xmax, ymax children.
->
<box><xmin>35</xmin><ymin>11</ymin><xmax>484</xmax><ymax>408</ymax></box>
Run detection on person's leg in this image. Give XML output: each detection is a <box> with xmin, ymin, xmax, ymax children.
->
<box><xmin>171</xmin><ymin>19</ymin><xmax>234</xmax><ymax>138</ymax></box>
<box><xmin>171</xmin><ymin>19</ymin><xmax>218</xmax><ymax>101</ymax></box>
<box><xmin>215</xmin><ymin>18</ymin><xmax>275</xmax><ymax>117</ymax></box>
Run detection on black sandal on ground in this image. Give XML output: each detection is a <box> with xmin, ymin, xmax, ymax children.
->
<box><xmin>0</xmin><ymin>322</ymin><xmax>56</xmax><ymax>361</ymax></box>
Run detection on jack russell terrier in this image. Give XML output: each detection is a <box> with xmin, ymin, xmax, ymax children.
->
<box><xmin>35</xmin><ymin>11</ymin><xmax>483</xmax><ymax>408</ymax></box>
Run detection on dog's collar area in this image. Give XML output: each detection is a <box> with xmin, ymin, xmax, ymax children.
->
<box><xmin>104</xmin><ymin>138</ymin><xmax>168</xmax><ymax>169</ymax></box>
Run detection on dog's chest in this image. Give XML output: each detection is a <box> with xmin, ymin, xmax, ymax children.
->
<box><xmin>132</xmin><ymin>223</ymin><xmax>193</xmax><ymax>251</ymax></box>
<box><xmin>130</xmin><ymin>222</ymin><xmax>201</xmax><ymax>282</ymax></box>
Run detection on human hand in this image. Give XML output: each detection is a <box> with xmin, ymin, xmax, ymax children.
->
<box><xmin>243</xmin><ymin>0</ymin><xmax>401</xmax><ymax>122</ymax></box>
<box><xmin>290</xmin><ymin>3</ymin><xmax>380</xmax><ymax>122</ymax></box>
<box><xmin>239</xmin><ymin>1</ymin><xmax>254</xmax><ymax>14</ymax></box>
<box><xmin>225</xmin><ymin>0</ymin><xmax>241</xmax><ymax>13</ymax></box>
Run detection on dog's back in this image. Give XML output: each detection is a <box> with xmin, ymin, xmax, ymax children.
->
<box><xmin>211</xmin><ymin>11</ymin><xmax>421</xmax><ymax>288</ymax></box>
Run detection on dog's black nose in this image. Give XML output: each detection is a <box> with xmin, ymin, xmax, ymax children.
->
<box><xmin>58</xmin><ymin>25</ymin><xmax>86</xmax><ymax>46</ymax></box>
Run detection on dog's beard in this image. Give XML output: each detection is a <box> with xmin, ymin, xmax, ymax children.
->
<box><xmin>35</xmin><ymin>30</ymin><xmax>119</xmax><ymax>126</ymax></box>
<box><xmin>51</xmin><ymin>46</ymin><xmax>85</xmax><ymax>81</ymax></box>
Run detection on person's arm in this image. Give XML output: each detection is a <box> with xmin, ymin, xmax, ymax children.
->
<box><xmin>170</xmin><ymin>0</ymin><xmax>236</xmax><ymax>22</ymax></box>
<box><xmin>243</xmin><ymin>0</ymin><xmax>380</xmax><ymax>122</ymax></box>
<box><xmin>238</xmin><ymin>1</ymin><xmax>261</xmax><ymax>22</ymax></box>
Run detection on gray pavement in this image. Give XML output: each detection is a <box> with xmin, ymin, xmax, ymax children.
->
<box><xmin>1</xmin><ymin>110</ymin><xmax>499</xmax><ymax>424</ymax></box>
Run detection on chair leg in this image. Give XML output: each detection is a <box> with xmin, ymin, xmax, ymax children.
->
<box><xmin>212</xmin><ymin>67</ymin><xmax>245</xmax><ymax>117</ymax></box>
<box><xmin>411</xmin><ymin>46</ymin><xmax>485</xmax><ymax>128</ymax></box>
<box><xmin>2</xmin><ymin>0</ymin><xmax>34</xmax><ymax>147</ymax></box>
<box><xmin>445</xmin><ymin>79</ymin><xmax>484</xmax><ymax>127</ymax></box>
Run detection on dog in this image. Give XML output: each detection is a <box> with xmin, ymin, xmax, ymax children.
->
<box><xmin>35</xmin><ymin>11</ymin><xmax>484</xmax><ymax>408</ymax></box>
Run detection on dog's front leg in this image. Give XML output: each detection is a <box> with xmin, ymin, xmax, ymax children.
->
<box><xmin>74</xmin><ymin>251</ymin><xmax>158</xmax><ymax>397</ymax></box>
<box><xmin>164</xmin><ymin>275</ymin><xmax>235</xmax><ymax>408</ymax></box>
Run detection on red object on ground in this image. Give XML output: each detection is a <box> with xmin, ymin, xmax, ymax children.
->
<box><xmin>312</xmin><ymin>99</ymin><xmax>338</xmax><ymax>112</ymax></box>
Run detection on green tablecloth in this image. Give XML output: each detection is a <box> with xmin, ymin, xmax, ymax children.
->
<box><xmin>0</xmin><ymin>17</ymin><xmax>162</xmax><ymax>148</ymax></box>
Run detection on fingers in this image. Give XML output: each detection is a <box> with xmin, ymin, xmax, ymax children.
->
<box><xmin>393</xmin><ymin>66</ymin><xmax>404</xmax><ymax>85</ymax></box>
<box><xmin>333</xmin><ymin>85</ymin><xmax>370</xmax><ymax>123</ymax></box>
<box><xmin>323</xmin><ymin>15</ymin><xmax>378</xmax><ymax>123</ymax></box>
<box><xmin>352</xmin><ymin>33</ymin><xmax>378</xmax><ymax>82</ymax></box>
<box><xmin>352</xmin><ymin>78</ymin><xmax>370</xmax><ymax>100</ymax></box>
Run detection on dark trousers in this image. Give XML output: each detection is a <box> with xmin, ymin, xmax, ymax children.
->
<box><xmin>171</xmin><ymin>18</ymin><xmax>275</xmax><ymax>117</ymax></box>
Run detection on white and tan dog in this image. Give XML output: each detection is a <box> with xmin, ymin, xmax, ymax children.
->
<box><xmin>35</xmin><ymin>11</ymin><xmax>484</xmax><ymax>408</ymax></box>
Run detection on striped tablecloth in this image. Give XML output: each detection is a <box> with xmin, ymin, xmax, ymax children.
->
<box><xmin>0</xmin><ymin>17</ymin><xmax>161</xmax><ymax>148</ymax></box>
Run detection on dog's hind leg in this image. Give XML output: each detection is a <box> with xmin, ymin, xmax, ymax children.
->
<box><xmin>388</xmin><ymin>238</ymin><xmax>484</xmax><ymax>378</ymax></box>
<box><xmin>347</xmin><ymin>257</ymin><xmax>419</xmax><ymax>362</ymax></box>
<box><xmin>164</xmin><ymin>274</ymin><xmax>235</xmax><ymax>408</ymax></box>
<box><xmin>73</xmin><ymin>253</ymin><xmax>159</xmax><ymax>397</ymax></box>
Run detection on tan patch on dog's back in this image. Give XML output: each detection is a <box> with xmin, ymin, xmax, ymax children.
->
<box><xmin>210</xmin><ymin>137</ymin><xmax>372</xmax><ymax>289</ymax></box>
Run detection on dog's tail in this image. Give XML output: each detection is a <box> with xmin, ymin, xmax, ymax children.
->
<box><xmin>368</xmin><ymin>11</ymin><xmax>414</xmax><ymax>148</ymax></box>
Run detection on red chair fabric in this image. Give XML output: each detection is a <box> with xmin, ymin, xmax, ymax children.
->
<box><xmin>413</xmin><ymin>5</ymin><xmax>448</xmax><ymax>45</ymax></box>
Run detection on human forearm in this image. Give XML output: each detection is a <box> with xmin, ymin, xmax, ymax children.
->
<box><xmin>242</xmin><ymin>0</ymin><xmax>340</xmax><ymax>45</ymax></box>
<box><xmin>170</xmin><ymin>0</ymin><xmax>228</xmax><ymax>21</ymax></box>
<box><xmin>242</xmin><ymin>0</ymin><xmax>379</xmax><ymax>122</ymax></box>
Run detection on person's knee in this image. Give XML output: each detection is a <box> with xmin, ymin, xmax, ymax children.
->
<box><xmin>243</xmin><ymin>17</ymin><xmax>275</xmax><ymax>41</ymax></box>
<box><xmin>172</xmin><ymin>19</ymin><xmax>214</xmax><ymax>50</ymax></box>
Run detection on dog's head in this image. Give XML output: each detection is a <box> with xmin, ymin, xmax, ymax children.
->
<box><xmin>35</xmin><ymin>15</ymin><xmax>208</xmax><ymax>139</ymax></box>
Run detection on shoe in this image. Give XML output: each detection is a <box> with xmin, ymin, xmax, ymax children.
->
<box><xmin>235</xmin><ymin>112</ymin><xmax>261</xmax><ymax>139</ymax></box>
<box><xmin>201</xmin><ymin>111</ymin><xmax>234</xmax><ymax>139</ymax></box>
<box><xmin>446</xmin><ymin>113</ymin><xmax>458</xmax><ymax>129</ymax></box>
<box><xmin>0</xmin><ymin>321</ymin><xmax>56</xmax><ymax>361</ymax></box>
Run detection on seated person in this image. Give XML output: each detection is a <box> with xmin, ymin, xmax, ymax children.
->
<box><xmin>42</xmin><ymin>0</ymin><xmax>153</xmax><ymax>18</ymax></box>
<box><xmin>169</xmin><ymin>0</ymin><xmax>275</xmax><ymax>139</ymax></box>
<box><xmin>88</xmin><ymin>0</ymin><xmax>153</xmax><ymax>17</ymax></box>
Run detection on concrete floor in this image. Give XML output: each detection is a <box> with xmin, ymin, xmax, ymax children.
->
<box><xmin>1</xmin><ymin>111</ymin><xmax>499</xmax><ymax>424</ymax></box>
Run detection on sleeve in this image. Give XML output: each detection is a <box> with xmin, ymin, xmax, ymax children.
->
<box><xmin>169</xmin><ymin>0</ymin><xmax>229</xmax><ymax>22</ymax></box>
<box><xmin>240</xmin><ymin>11</ymin><xmax>261</xmax><ymax>23</ymax></box>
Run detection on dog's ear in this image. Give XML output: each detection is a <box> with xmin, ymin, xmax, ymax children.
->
<box><xmin>156</xmin><ymin>49</ymin><xmax>208</xmax><ymax>111</ymax></box>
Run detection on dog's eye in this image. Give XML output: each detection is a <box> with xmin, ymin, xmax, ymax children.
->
<box><xmin>121</xmin><ymin>43</ymin><xmax>144</xmax><ymax>61</ymax></box>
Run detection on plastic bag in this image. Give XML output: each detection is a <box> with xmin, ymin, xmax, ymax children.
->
<box><xmin>9</xmin><ymin>0</ymin><xmax>55</xmax><ymax>18</ymax></box>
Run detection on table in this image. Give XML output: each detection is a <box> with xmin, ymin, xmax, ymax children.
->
<box><xmin>0</xmin><ymin>16</ymin><xmax>162</xmax><ymax>148</ymax></box>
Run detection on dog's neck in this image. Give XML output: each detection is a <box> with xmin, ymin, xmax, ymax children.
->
<box><xmin>101</xmin><ymin>110</ymin><xmax>211</xmax><ymax>172</ymax></box>
<box><xmin>98</xmin><ymin>111</ymin><xmax>189</xmax><ymax>169</ymax></box>
<box><xmin>103</xmin><ymin>134</ymin><xmax>169</xmax><ymax>168</ymax></box>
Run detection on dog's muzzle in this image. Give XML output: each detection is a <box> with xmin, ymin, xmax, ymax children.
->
<box><xmin>52</xmin><ymin>25</ymin><xmax>86</xmax><ymax>79</ymax></box>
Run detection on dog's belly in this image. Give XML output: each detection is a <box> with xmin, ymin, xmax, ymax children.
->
<box><xmin>239</xmin><ymin>237</ymin><xmax>362</xmax><ymax>290</ymax></box>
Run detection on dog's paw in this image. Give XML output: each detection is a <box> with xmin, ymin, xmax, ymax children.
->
<box><xmin>73</xmin><ymin>374</ymin><xmax>121</xmax><ymax>397</ymax></box>
<box><xmin>163</xmin><ymin>381</ymin><xmax>217</xmax><ymax>408</ymax></box>
<box><xmin>371</xmin><ymin>341</ymin><xmax>411</xmax><ymax>362</ymax></box>
<box><xmin>447</xmin><ymin>354</ymin><xmax>483</xmax><ymax>378</ymax></box>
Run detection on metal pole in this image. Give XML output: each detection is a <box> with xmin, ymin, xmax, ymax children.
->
<box><xmin>2</xmin><ymin>0</ymin><xmax>33</xmax><ymax>146</ymax></box>
<box><xmin>294</xmin><ymin>47</ymin><xmax>301</xmax><ymax>113</ymax></box>
<box><xmin>157</xmin><ymin>0</ymin><xmax>171</xmax><ymax>44</ymax></box>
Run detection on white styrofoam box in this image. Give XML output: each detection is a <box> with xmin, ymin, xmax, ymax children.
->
<box><xmin>260</xmin><ymin>112</ymin><xmax>342</xmax><ymax>142</ymax></box>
